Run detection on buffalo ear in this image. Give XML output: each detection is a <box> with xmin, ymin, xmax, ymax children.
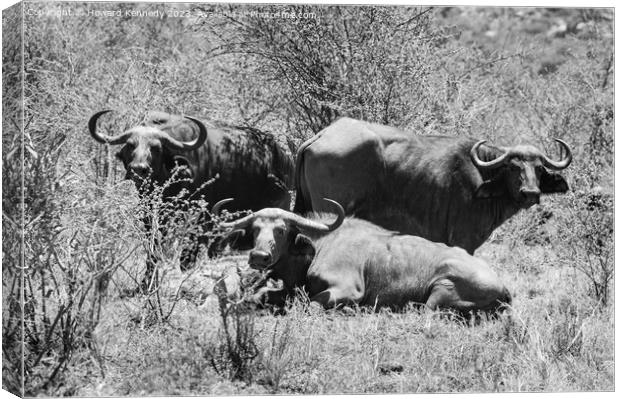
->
<box><xmin>475</xmin><ymin>178</ymin><xmax>507</xmax><ymax>199</ymax></box>
<box><xmin>540</xmin><ymin>170</ymin><xmax>569</xmax><ymax>193</ymax></box>
<box><xmin>289</xmin><ymin>233</ymin><xmax>316</xmax><ymax>257</ymax></box>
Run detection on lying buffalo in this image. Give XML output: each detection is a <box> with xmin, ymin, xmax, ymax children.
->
<box><xmin>88</xmin><ymin>111</ymin><xmax>294</xmax><ymax>291</ymax></box>
<box><xmin>216</xmin><ymin>199</ymin><xmax>511</xmax><ymax>313</ymax></box>
<box><xmin>294</xmin><ymin>117</ymin><xmax>572</xmax><ymax>253</ymax></box>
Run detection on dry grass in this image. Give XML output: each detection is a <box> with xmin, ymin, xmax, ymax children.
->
<box><xmin>73</xmin><ymin>236</ymin><xmax>612</xmax><ymax>395</ymax></box>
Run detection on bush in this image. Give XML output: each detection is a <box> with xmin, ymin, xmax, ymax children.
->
<box><xmin>257</xmin><ymin>317</ymin><xmax>294</xmax><ymax>393</ymax></box>
<box><xmin>207</xmin><ymin>273</ymin><xmax>263</xmax><ymax>383</ymax></box>
<box><xmin>558</xmin><ymin>188</ymin><xmax>613</xmax><ymax>306</ymax></box>
<box><xmin>1</xmin><ymin>89</ymin><xmax>137</xmax><ymax>394</ymax></box>
<box><xmin>2</xmin><ymin>5</ymin><xmax>24</xmax><ymax>394</ymax></box>
<box><xmin>198</xmin><ymin>5</ymin><xmax>448</xmax><ymax>141</ymax></box>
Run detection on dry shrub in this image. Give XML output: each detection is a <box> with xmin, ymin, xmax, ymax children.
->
<box><xmin>557</xmin><ymin>188</ymin><xmax>613</xmax><ymax>306</ymax></box>
<box><xmin>206</xmin><ymin>278</ymin><xmax>262</xmax><ymax>383</ymax></box>
<box><xmin>1</xmin><ymin>106</ymin><xmax>138</xmax><ymax>394</ymax></box>
<box><xmin>257</xmin><ymin>317</ymin><xmax>294</xmax><ymax>393</ymax></box>
<box><xmin>198</xmin><ymin>5</ymin><xmax>448</xmax><ymax>141</ymax></box>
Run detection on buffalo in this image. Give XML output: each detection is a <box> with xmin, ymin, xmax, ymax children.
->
<box><xmin>217</xmin><ymin>199</ymin><xmax>511</xmax><ymax>313</ymax></box>
<box><xmin>294</xmin><ymin>117</ymin><xmax>572</xmax><ymax>254</ymax></box>
<box><xmin>88</xmin><ymin>110</ymin><xmax>294</xmax><ymax>291</ymax></box>
<box><xmin>212</xmin><ymin>198</ymin><xmax>341</xmax><ymax>306</ymax></box>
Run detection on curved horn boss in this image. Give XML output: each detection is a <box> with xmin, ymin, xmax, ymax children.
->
<box><xmin>160</xmin><ymin>116</ymin><xmax>208</xmax><ymax>151</ymax></box>
<box><xmin>541</xmin><ymin>138</ymin><xmax>572</xmax><ymax>170</ymax></box>
<box><xmin>470</xmin><ymin>140</ymin><xmax>511</xmax><ymax>170</ymax></box>
<box><xmin>217</xmin><ymin>211</ymin><xmax>257</xmax><ymax>231</ymax></box>
<box><xmin>213</xmin><ymin>198</ymin><xmax>259</xmax><ymax>232</ymax></box>
<box><xmin>286</xmin><ymin>198</ymin><xmax>345</xmax><ymax>233</ymax></box>
<box><xmin>88</xmin><ymin>110</ymin><xmax>133</xmax><ymax>145</ymax></box>
<box><xmin>212</xmin><ymin>198</ymin><xmax>234</xmax><ymax>216</ymax></box>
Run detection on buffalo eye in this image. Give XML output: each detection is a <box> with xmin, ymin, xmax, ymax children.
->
<box><xmin>273</xmin><ymin>227</ymin><xmax>285</xmax><ymax>237</ymax></box>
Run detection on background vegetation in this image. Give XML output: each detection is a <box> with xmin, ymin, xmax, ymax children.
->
<box><xmin>2</xmin><ymin>2</ymin><xmax>614</xmax><ymax>396</ymax></box>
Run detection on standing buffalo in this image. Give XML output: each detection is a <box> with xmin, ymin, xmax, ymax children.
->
<box><xmin>217</xmin><ymin>199</ymin><xmax>511</xmax><ymax>313</ymax></box>
<box><xmin>294</xmin><ymin>118</ymin><xmax>572</xmax><ymax>253</ymax></box>
<box><xmin>88</xmin><ymin>110</ymin><xmax>294</xmax><ymax>290</ymax></box>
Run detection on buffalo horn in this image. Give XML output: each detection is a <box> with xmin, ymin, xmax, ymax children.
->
<box><xmin>217</xmin><ymin>212</ymin><xmax>256</xmax><ymax>231</ymax></box>
<box><xmin>88</xmin><ymin>110</ymin><xmax>133</xmax><ymax>145</ymax></box>
<box><xmin>212</xmin><ymin>198</ymin><xmax>234</xmax><ymax>216</ymax></box>
<box><xmin>470</xmin><ymin>140</ymin><xmax>511</xmax><ymax>170</ymax></box>
<box><xmin>161</xmin><ymin>116</ymin><xmax>208</xmax><ymax>151</ymax></box>
<box><xmin>288</xmin><ymin>198</ymin><xmax>345</xmax><ymax>233</ymax></box>
<box><xmin>541</xmin><ymin>139</ymin><xmax>572</xmax><ymax>170</ymax></box>
<box><xmin>214</xmin><ymin>197</ymin><xmax>258</xmax><ymax>231</ymax></box>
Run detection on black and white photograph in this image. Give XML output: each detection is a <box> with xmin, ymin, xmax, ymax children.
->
<box><xmin>1</xmin><ymin>0</ymin><xmax>615</xmax><ymax>396</ymax></box>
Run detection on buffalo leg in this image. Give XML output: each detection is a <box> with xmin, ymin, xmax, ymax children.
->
<box><xmin>310</xmin><ymin>287</ymin><xmax>362</xmax><ymax>309</ymax></box>
<box><xmin>206</xmin><ymin>236</ymin><xmax>224</xmax><ymax>258</ymax></box>
<box><xmin>139</xmin><ymin>215</ymin><xmax>163</xmax><ymax>294</ymax></box>
<box><xmin>310</xmin><ymin>290</ymin><xmax>336</xmax><ymax>308</ymax></box>
<box><xmin>425</xmin><ymin>276</ymin><xmax>510</xmax><ymax>314</ymax></box>
<box><xmin>425</xmin><ymin>279</ymin><xmax>478</xmax><ymax>312</ymax></box>
<box><xmin>179</xmin><ymin>240</ymin><xmax>200</xmax><ymax>271</ymax></box>
<box><xmin>179</xmin><ymin>218</ymin><xmax>200</xmax><ymax>270</ymax></box>
<box><xmin>179</xmin><ymin>208</ymin><xmax>209</xmax><ymax>270</ymax></box>
<box><xmin>252</xmin><ymin>286</ymin><xmax>287</xmax><ymax>308</ymax></box>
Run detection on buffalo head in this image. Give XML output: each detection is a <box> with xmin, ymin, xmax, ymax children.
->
<box><xmin>470</xmin><ymin>139</ymin><xmax>572</xmax><ymax>208</ymax></box>
<box><xmin>88</xmin><ymin>110</ymin><xmax>208</xmax><ymax>187</ymax></box>
<box><xmin>213</xmin><ymin>198</ymin><xmax>344</xmax><ymax>270</ymax></box>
